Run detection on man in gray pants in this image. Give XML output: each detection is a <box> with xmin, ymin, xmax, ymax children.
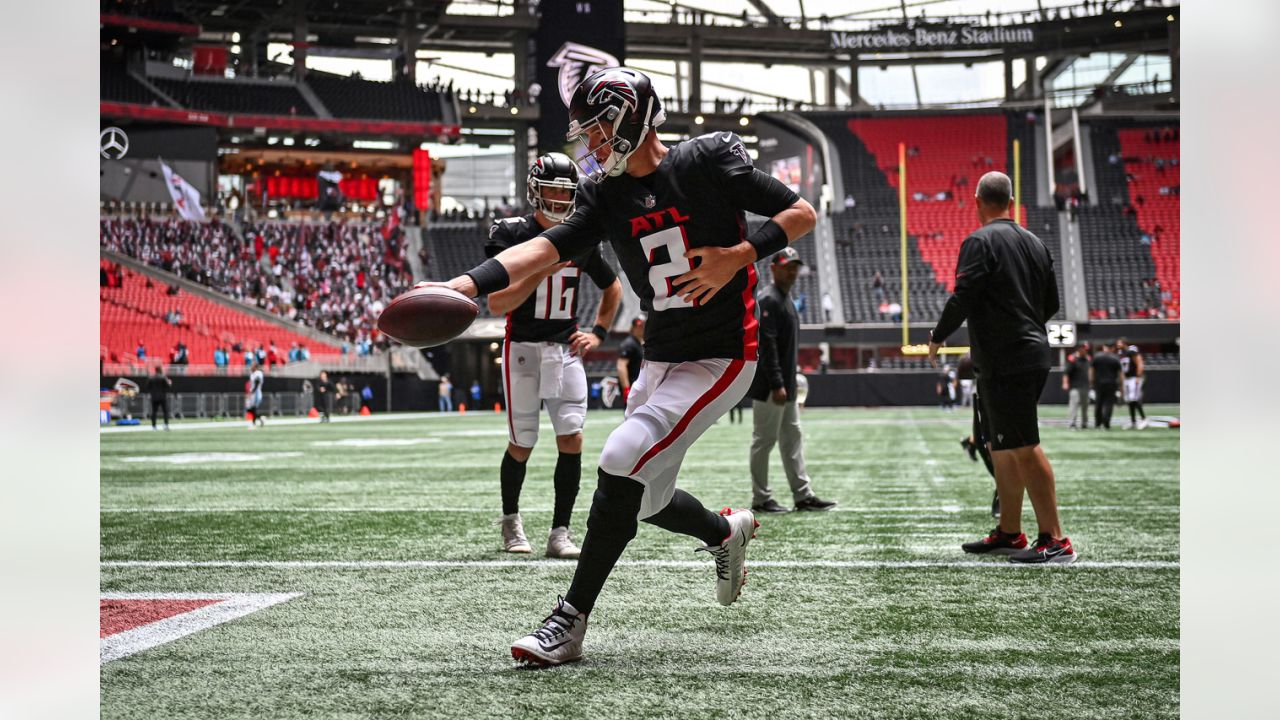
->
<box><xmin>748</xmin><ymin>248</ymin><xmax>838</xmax><ymax>514</ymax></box>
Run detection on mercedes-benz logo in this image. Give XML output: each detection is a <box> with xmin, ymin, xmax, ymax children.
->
<box><xmin>100</xmin><ymin>127</ymin><xmax>129</xmax><ymax>160</ymax></box>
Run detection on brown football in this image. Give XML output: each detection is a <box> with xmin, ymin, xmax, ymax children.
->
<box><xmin>376</xmin><ymin>285</ymin><xmax>479</xmax><ymax>348</ymax></box>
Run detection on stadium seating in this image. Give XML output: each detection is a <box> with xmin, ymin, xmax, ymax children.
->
<box><xmin>100</xmin><ymin>259</ymin><xmax>342</xmax><ymax>368</ymax></box>
<box><xmin>1079</xmin><ymin>121</ymin><xmax>1179</xmax><ymax>318</ymax></box>
<box><xmin>306</xmin><ymin>75</ymin><xmax>449</xmax><ymax>123</ymax></box>
<box><xmin>101</xmin><ymin>59</ymin><xmax>163</xmax><ymax>106</ymax></box>
<box><xmin>810</xmin><ymin>111</ymin><xmax>1051</xmax><ymax>323</ymax></box>
<box><xmin>150</xmin><ymin>77</ymin><xmax>316</xmax><ymax>116</ymax></box>
<box><xmin>100</xmin><ymin>217</ymin><xmax>410</xmax><ymax>348</ymax></box>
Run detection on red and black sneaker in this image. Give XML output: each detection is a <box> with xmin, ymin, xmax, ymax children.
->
<box><xmin>961</xmin><ymin>527</ymin><xmax>1028</xmax><ymax>555</ymax></box>
<box><xmin>1009</xmin><ymin>534</ymin><xmax>1077</xmax><ymax>564</ymax></box>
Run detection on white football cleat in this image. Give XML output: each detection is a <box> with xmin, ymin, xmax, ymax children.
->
<box><xmin>696</xmin><ymin>507</ymin><xmax>759</xmax><ymax>606</ymax></box>
<box><xmin>546</xmin><ymin>526</ymin><xmax>581</xmax><ymax>559</ymax></box>
<box><xmin>500</xmin><ymin>513</ymin><xmax>532</xmax><ymax>554</ymax></box>
<box><xmin>510</xmin><ymin>597</ymin><xmax>587</xmax><ymax>667</ymax></box>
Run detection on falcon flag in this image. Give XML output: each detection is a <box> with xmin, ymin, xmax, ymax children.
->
<box><xmin>159</xmin><ymin>159</ymin><xmax>206</xmax><ymax>221</ymax></box>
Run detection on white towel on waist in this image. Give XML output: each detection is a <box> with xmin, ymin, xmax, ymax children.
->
<box><xmin>538</xmin><ymin>344</ymin><xmax>566</xmax><ymax>399</ymax></box>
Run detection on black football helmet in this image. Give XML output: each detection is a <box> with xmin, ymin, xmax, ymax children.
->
<box><xmin>566</xmin><ymin>67</ymin><xmax>665</xmax><ymax>182</ymax></box>
<box><xmin>526</xmin><ymin>152</ymin><xmax>579</xmax><ymax>222</ymax></box>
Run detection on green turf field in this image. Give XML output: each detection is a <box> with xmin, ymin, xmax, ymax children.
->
<box><xmin>101</xmin><ymin>405</ymin><xmax>1180</xmax><ymax>719</ymax></box>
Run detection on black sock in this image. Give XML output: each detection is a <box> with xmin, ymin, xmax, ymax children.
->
<box><xmin>552</xmin><ymin>452</ymin><xmax>581</xmax><ymax>528</ymax></box>
<box><xmin>1129</xmin><ymin>403</ymin><xmax>1138</xmax><ymax>424</ymax></box>
<box><xmin>643</xmin><ymin>489</ymin><xmax>730</xmax><ymax>547</ymax></box>
<box><xmin>564</xmin><ymin>470</ymin><xmax>644</xmax><ymax>615</ymax></box>
<box><xmin>500</xmin><ymin>450</ymin><xmax>527</xmax><ymax>516</ymax></box>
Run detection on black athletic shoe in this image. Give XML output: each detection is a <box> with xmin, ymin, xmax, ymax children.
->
<box><xmin>1009</xmin><ymin>534</ymin><xmax>1077</xmax><ymax>564</ymax></box>
<box><xmin>991</xmin><ymin>490</ymin><xmax>1001</xmax><ymax>518</ymax></box>
<box><xmin>794</xmin><ymin>496</ymin><xmax>838</xmax><ymax>512</ymax></box>
<box><xmin>751</xmin><ymin>499</ymin><xmax>791</xmax><ymax>514</ymax></box>
<box><xmin>961</xmin><ymin>527</ymin><xmax>1028</xmax><ymax>555</ymax></box>
<box><xmin>960</xmin><ymin>437</ymin><xmax>979</xmax><ymax>462</ymax></box>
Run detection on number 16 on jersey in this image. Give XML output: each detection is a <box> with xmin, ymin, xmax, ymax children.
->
<box><xmin>533</xmin><ymin>266</ymin><xmax>580</xmax><ymax>320</ymax></box>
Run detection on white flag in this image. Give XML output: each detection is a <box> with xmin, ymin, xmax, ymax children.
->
<box><xmin>159</xmin><ymin>160</ymin><xmax>206</xmax><ymax>221</ymax></box>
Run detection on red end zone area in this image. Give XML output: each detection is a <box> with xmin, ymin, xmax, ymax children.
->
<box><xmin>100</xmin><ymin>592</ymin><xmax>302</xmax><ymax>664</ymax></box>
<box><xmin>101</xmin><ymin>598</ymin><xmax>223</xmax><ymax>638</ymax></box>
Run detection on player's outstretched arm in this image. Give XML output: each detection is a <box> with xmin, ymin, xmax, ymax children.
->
<box><xmin>674</xmin><ymin>197</ymin><xmax>817</xmax><ymax>306</ymax></box>
<box><xmin>431</xmin><ymin>237</ymin><xmax>562</xmax><ymax>299</ymax></box>
<box><xmin>488</xmin><ymin>262</ymin><xmax>569</xmax><ymax>315</ymax></box>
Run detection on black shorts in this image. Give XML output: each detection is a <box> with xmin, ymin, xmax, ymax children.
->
<box><xmin>977</xmin><ymin>368</ymin><xmax>1048</xmax><ymax>451</ymax></box>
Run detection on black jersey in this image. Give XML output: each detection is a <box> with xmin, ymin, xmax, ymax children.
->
<box><xmin>1122</xmin><ymin>349</ymin><xmax>1140</xmax><ymax>378</ymax></box>
<box><xmin>486</xmin><ymin>213</ymin><xmax>617</xmax><ymax>344</ymax></box>
<box><xmin>542</xmin><ymin>132</ymin><xmax>801</xmax><ymax>363</ymax></box>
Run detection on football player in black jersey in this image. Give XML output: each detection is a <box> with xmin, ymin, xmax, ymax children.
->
<box><xmin>485</xmin><ymin>152</ymin><xmax>623</xmax><ymax>559</ymax></box>
<box><xmin>422</xmin><ymin>67</ymin><xmax>816</xmax><ymax>666</ymax></box>
<box><xmin>1120</xmin><ymin>344</ymin><xmax>1147</xmax><ymax>429</ymax></box>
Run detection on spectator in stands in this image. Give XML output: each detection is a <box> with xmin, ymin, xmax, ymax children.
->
<box><xmin>872</xmin><ymin>271</ymin><xmax>885</xmax><ymax>305</ymax></box>
<box><xmin>214</xmin><ymin>346</ymin><xmax>228</xmax><ymax>368</ymax></box>
<box><xmin>822</xmin><ymin>292</ymin><xmax>833</xmax><ymax>322</ymax></box>
<box><xmin>147</xmin><ymin>365</ymin><xmax>172</xmax><ymax>431</ymax></box>
<box><xmin>136</xmin><ymin>341</ymin><xmax>147</xmax><ymax>361</ymax></box>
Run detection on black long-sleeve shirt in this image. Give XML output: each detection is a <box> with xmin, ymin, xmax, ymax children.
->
<box><xmin>931</xmin><ymin>218</ymin><xmax>1059</xmax><ymax>377</ymax></box>
<box><xmin>749</xmin><ymin>283</ymin><xmax>798</xmax><ymax>401</ymax></box>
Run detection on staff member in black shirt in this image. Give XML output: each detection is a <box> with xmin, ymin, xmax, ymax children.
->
<box><xmin>315</xmin><ymin>370</ymin><xmax>333</xmax><ymax>423</ymax></box>
<box><xmin>615</xmin><ymin>317</ymin><xmax>645</xmax><ymax>403</ymax></box>
<box><xmin>146</xmin><ymin>365</ymin><xmax>172</xmax><ymax>431</ymax></box>
<box><xmin>929</xmin><ymin>171</ymin><xmax>1075</xmax><ymax>565</ymax></box>
<box><xmin>1091</xmin><ymin>343</ymin><xmax>1123</xmax><ymax>430</ymax></box>
<box><xmin>747</xmin><ymin>248</ymin><xmax>837</xmax><ymax>513</ymax></box>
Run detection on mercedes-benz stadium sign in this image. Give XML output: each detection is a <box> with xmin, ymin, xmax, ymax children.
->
<box><xmin>831</xmin><ymin>26</ymin><xmax>1035</xmax><ymax>51</ymax></box>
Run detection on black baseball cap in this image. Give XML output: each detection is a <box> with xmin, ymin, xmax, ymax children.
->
<box><xmin>771</xmin><ymin>247</ymin><xmax>804</xmax><ymax>266</ymax></box>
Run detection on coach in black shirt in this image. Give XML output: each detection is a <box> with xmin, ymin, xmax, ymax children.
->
<box><xmin>1090</xmin><ymin>343</ymin><xmax>1123</xmax><ymax>430</ymax></box>
<box><xmin>146</xmin><ymin>365</ymin><xmax>171</xmax><ymax>431</ymax></box>
<box><xmin>929</xmin><ymin>171</ymin><xmax>1075</xmax><ymax>564</ymax></box>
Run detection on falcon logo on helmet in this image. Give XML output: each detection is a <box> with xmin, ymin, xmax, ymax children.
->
<box><xmin>526</xmin><ymin>152</ymin><xmax>579</xmax><ymax>223</ymax></box>
<box><xmin>566</xmin><ymin>67</ymin><xmax>666</xmax><ymax>183</ymax></box>
<box><xmin>586</xmin><ymin>79</ymin><xmax>638</xmax><ymax>111</ymax></box>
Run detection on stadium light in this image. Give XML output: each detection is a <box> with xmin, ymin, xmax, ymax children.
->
<box><xmin>231</xmin><ymin>32</ymin><xmax>240</xmax><ymax>43</ymax></box>
<box><xmin>694</xmin><ymin>115</ymin><xmax>705</xmax><ymax>125</ymax></box>
<box><xmin>1167</xmin><ymin>14</ymin><xmax>1175</xmax><ymax>21</ymax></box>
<box><xmin>1114</xmin><ymin>20</ymin><xmax>1122</xmax><ymax>28</ymax></box>
<box><xmin>468</xmin><ymin>106</ymin><xmax>477</xmax><ymax>114</ymax></box>
<box><xmin>738</xmin><ymin>116</ymin><xmax>749</xmax><ymax>127</ymax></box>
<box><xmin>510</xmin><ymin>107</ymin><xmax>520</xmax><ymax>115</ymax></box>
<box><xmin>231</xmin><ymin>44</ymin><xmax>241</xmax><ymax>54</ymax></box>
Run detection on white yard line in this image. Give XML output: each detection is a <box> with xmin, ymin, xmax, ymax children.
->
<box><xmin>101</xmin><ymin>559</ymin><xmax>1178</xmax><ymax>570</ymax></box>
<box><xmin>100</xmin><ymin>592</ymin><xmax>302</xmax><ymax>664</ymax></box>
<box><xmin>100</xmin><ymin>412</ymin><xmax>478</xmax><ymax>433</ymax></box>
<box><xmin>100</xmin><ymin>504</ymin><xmax>1179</xmax><ymax>514</ymax></box>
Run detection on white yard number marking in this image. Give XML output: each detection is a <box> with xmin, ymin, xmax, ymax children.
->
<box><xmin>534</xmin><ymin>266</ymin><xmax>580</xmax><ymax>320</ymax></box>
<box><xmin>640</xmin><ymin>226</ymin><xmax>695</xmax><ymax>310</ymax></box>
<box><xmin>1047</xmin><ymin>321</ymin><xmax>1077</xmax><ymax>348</ymax></box>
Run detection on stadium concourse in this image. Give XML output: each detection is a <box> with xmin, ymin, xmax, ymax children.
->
<box><xmin>99</xmin><ymin>0</ymin><xmax>1180</xmax><ymax>717</ymax></box>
